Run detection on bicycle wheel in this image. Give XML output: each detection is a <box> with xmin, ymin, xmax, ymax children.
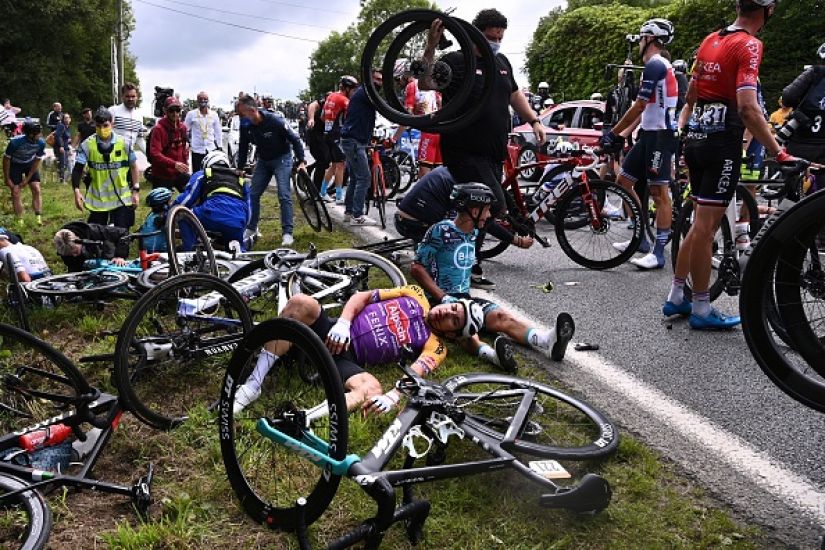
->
<box><xmin>444</xmin><ymin>373</ymin><xmax>618</xmax><ymax>460</ymax></box>
<box><xmin>554</xmin><ymin>180</ymin><xmax>643</xmax><ymax>270</ymax></box>
<box><xmin>3</xmin><ymin>254</ymin><xmax>30</xmax><ymax>332</ymax></box>
<box><xmin>389</xmin><ymin>151</ymin><xmax>413</xmax><ymax>198</ymax></box>
<box><xmin>476</xmin><ymin>216</ymin><xmax>514</xmax><ymax>260</ymax></box>
<box><xmin>537</xmin><ymin>165</ymin><xmax>600</xmax><ymax>229</ymax></box>
<box><xmin>372</xmin><ymin>164</ymin><xmax>388</xmax><ymax>229</ymax></box>
<box><xmin>219</xmin><ymin>318</ymin><xmax>348</xmax><ymax>530</ymax></box>
<box><xmin>135</xmin><ymin>259</ymin><xmax>237</xmax><ymax>290</ymax></box>
<box><xmin>292</xmin><ymin>168</ymin><xmax>323</xmax><ymax>232</ymax></box>
<box><xmin>380</xmin><ymin>154</ymin><xmax>401</xmax><ymax>204</ymax></box>
<box><xmin>0</xmin><ymin>323</ymin><xmax>93</xmax><ymax>436</ymax></box>
<box><xmin>114</xmin><ymin>273</ymin><xmax>252</xmax><ymax>430</ymax></box>
<box><xmin>287</xmin><ymin>249</ymin><xmax>406</xmax><ymax>313</ymax></box>
<box><xmin>0</xmin><ymin>473</ymin><xmax>52</xmax><ymax>550</ymax></box>
<box><xmin>740</xmin><ymin>191</ymin><xmax>825</xmax><ymax>412</ymax></box>
<box><xmin>25</xmin><ymin>271</ymin><xmax>130</xmax><ymax>298</ymax></box>
<box><xmin>164</xmin><ymin>205</ymin><xmax>218</xmax><ymax>277</ymax></box>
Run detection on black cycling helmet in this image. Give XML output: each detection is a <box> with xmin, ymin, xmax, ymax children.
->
<box><xmin>450</xmin><ymin>183</ymin><xmax>496</xmax><ymax>212</ymax></box>
<box><xmin>22</xmin><ymin>118</ymin><xmax>41</xmax><ymax>135</ymax></box>
<box><xmin>94</xmin><ymin>106</ymin><xmax>113</xmax><ymax>124</ymax></box>
<box><xmin>339</xmin><ymin>75</ymin><xmax>358</xmax><ymax>88</ymax></box>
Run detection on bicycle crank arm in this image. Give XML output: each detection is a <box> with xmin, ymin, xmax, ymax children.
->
<box><xmin>539</xmin><ymin>473</ymin><xmax>611</xmax><ymax>513</ymax></box>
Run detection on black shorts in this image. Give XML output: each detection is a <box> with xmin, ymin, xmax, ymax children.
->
<box><xmin>308</xmin><ymin>308</ymin><xmax>364</xmax><ymax>382</ymax></box>
<box><xmin>787</xmin><ymin>140</ymin><xmax>825</xmax><ymax>166</ymax></box>
<box><xmin>684</xmin><ymin>129</ymin><xmax>744</xmax><ymax>207</ymax></box>
<box><xmin>308</xmin><ymin>132</ymin><xmax>330</xmax><ymax>168</ymax></box>
<box><xmin>619</xmin><ymin>129</ymin><xmax>677</xmax><ymax>186</ymax></box>
<box><xmin>393</xmin><ymin>212</ymin><xmax>431</xmax><ymax>245</ymax></box>
<box><xmin>9</xmin><ymin>163</ymin><xmax>40</xmax><ymax>185</ymax></box>
<box><xmin>324</xmin><ymin>135</ymin><xmax>345</xmax><ymax>163</ymax></box>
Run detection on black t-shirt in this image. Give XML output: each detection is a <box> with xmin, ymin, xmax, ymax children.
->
<box><xmin>439</xmin><ymin>51</ymin><xmax>518</xmax><ymax>163</ymax></box>
<box><xmin>77</xmin><ymin>121</ymin><xmax>96</xmax><ymax>143</ymax></box>
<box><xmin>397</xmin><ymin>166</ymin><xmax>454</xmax><ymax>224</ymax></box>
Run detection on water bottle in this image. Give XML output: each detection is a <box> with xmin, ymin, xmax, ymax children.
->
<box><xmin>19</xmin><ymin>423</ymin><xmax>73</xmax><ymax>452</ymax></box>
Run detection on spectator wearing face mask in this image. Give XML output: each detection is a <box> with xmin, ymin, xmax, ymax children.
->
<box><xmin>184</xmin><ymin>91</ymin><xmax>223</xmax><ymax>173</ymax></box>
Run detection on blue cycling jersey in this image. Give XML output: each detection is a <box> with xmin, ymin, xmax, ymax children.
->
<box><xmin>3</xmin><ymin>135</ymin><xmax>45</xmax><ymax>165</ymax></box>
<box><xmin>414</xmin><ymin>219</ymin><xmax>476</xmax><ymax>296</ymax></box>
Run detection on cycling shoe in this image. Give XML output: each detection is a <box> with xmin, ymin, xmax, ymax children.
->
<box><xmin>689</xmin><ymin>308</ymin><xmax>741</xmax><ymax>330</ymax></box>
<box><xmin>662</xmin><ymin>300</ymin><xmax>691</xmax><ymax>317</ymax></box>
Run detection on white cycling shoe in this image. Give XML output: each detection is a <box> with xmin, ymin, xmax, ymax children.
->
<box><xmin>630</xmin><ymin>252</ymin><xmax>665</xmax><ymax>270</ymax></box>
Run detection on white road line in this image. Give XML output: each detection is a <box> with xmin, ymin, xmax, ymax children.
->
<box><xmin>329</xmin><ymin>201</ymin><xmax>825</xmax><ymax>524</ymax></box>
<box><xmin>472</xmin><ymin>288</ymin><xmax>825</xmax><ymax>526</ymax></box>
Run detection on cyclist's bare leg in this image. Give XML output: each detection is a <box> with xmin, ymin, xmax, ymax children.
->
<box><xmin>673</xmin><ymin>203</ymin><xmax>725</xmax><ymax>290</ymax></box>
<box><xmin>10</xmin><ymin>184</ymin><xmax>24</xmax><ymax>217</ymax></box>
<box><xmin>29</xmin><ymin>181</ymin><xmax>42</xmax><ymax>219</ymax></box>
<box><xmin>333</xmin><ymin>162</ymin><xmax>345</xmax><ymax>196</ymax></box>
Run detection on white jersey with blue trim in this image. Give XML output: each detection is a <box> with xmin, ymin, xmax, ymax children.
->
<box><xmin>637</xmin><ymin>54</ymin><xmax>679</xmax><ymax>131</ymax></box>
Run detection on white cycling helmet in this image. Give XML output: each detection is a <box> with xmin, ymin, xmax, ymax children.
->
<box><xmin>543</xmin><ymin>98</ymin><xmax>554</xmax><ymax>107</ymax></box>
<box><xmin>459</xmin><ymin>299</ymin><xmax>485</xmax><ymax>338</ymax></box>
<box><xmin>640</xmin><ymin>18</ymin><xmax>675</xmax><ymax>45</ymax></box>
<box><xmin>590</xmin><ymin>92</ymin><xmax>603</xmax><ymax>101</ymax></box>
<box><xmin>203</xmin><ymin>150</ymin><xmax>230</xmax><ymax>171</ymax></box>
<box><xmin>554</xmin><ymin>140</ymin><xmax>576</xmax><ymax>155</ymax></box>
<box><xmin>538</xmin><ymin>81</ymin><xmax>550</xmax><ymax>91</ymax></box>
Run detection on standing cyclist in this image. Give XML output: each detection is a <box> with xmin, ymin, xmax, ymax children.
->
<box><xmin>602</xmin><ymin>19</ymin><xmax>679</xmax><ymax>270</ymax></box>
<box><xmin>780</xmin><ymin>42</ymin><xmax>825</xmax><ymax>165</ymax></box>
<box><xmin>2</xmin><ymin>118</ymin><xmax>45</xmax><ymax>226</ymax></box>
<box><xmin>665</xmin><ymin>0</ymin><xmax>793</xmax><ymax>330</ymax></box>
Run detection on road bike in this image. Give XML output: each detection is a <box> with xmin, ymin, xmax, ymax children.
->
<box><xmin>362</xmin><ymin>141</ymin><xmax>399</xmax><ymax>229</ymax></box>
<box><xmin>480</xmin><ymin>147</ymin><xmax>643</xmax><ymax>270</ymax></box>
<box><xmin>219</xmin><ymin>320</ymin><xmax>618</xmax><ymax>548</ymax></box>
<box><xmin>292</xmin><ymin>165</ymin><xmax>333</xmax><ymax>232</ymax></box>
<box><xmin>114</xmin><ymin>247</ymin><xmax>406</xmax><ymax>430</ymax></box>
<box><xmin>0</xmin><ymin>323</ymin><xmax>154</xmax><ymax>548</ymax></box>
<box><xmin>740</xmin><ymin>168</ymin><xmax>825</xmax><ymax>413</ymax></box>
<box><xmin>388</xmin><ymin>129</ymin><xmax>419</xmax><ymax>198</ymax></box>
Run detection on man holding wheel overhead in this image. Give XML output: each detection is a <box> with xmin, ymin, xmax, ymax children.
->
<box><xmin>421</xmin><ymin>8</ymin><xmax>544</xmax><ymax>291</ymax></box>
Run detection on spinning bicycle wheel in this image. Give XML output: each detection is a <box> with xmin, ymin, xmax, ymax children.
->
<box><xmin>361</xmin><ymin>10</ymin><xmax>494</xmax><ymax>132</ymax></box>
<box><xmin>554</xmin><ymin>180</ymin><xmax>643</xmax><ymax>270</ymax></box>
<box><xmin>444</xmin><ymin>372</ymin><xmax>619</xmax><ymax>460</ymax></box>
<box><xmin>114</xmin><ymin>273</ymin><xmax>252</xmax><ymax>430</ymax></box>
<box><xmin>220</xmin><ymin>318</ymin><xmax>348</xmax><ymax>531</ymax></box>
<box><xmin>164</xmin><ymin>205</ymin><xmax>218</xmax><ymax>277</ymax></box>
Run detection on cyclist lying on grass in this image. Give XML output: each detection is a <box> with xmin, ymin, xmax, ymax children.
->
<box><xmin>411</xmin><ymin>183</ymin><xmax>575</xmax><ymax>372</ymax></box>
<box><xmin>53</xmin><ymin>221</ymin><xmax>130</xmax><ymax>272</ymax></box>
<box><xmin>0</xmin><ymin>228</ymin><xmax>51</xmax><ymax>282</ymax></box>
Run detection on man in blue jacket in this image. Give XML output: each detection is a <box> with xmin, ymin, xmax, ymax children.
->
<box><xmin>236</xmin><ymin>95</ymin><xmax>306</xmax><ymax>246</ymax></box>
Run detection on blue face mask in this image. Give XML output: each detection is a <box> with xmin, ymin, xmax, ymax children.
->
<box><xmin>488</xmin><ymin>41</ymin><xmax>501</xmax><ymax>55</ymax></box>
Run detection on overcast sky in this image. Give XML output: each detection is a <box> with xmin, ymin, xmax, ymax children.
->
<box><xmin>130</xmin><ymin>0</ymin><xmax>566</xmax><ymax>115</ymax></box>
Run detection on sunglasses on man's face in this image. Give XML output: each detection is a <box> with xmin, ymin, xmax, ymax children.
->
<box><xmin>168</xmin><ymin>108</ymin><xmax>181</xmax><ymax>114</ymax></box>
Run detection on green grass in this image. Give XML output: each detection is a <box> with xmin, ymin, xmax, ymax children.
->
<box><xmin>0</xmin><ymin>138</ymin><xmax>773</xmax><ymax>548</ymax></box>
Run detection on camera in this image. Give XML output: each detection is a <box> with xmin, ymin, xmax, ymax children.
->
<box><xmin>153</xmin><ymin>86</ymin><xmax>174</xmax><ymax>118</ymax></box>
<box><xmin>775</xmin><ymin>110</ymin><xmax>811</xmax><ymax>146</ymax></box>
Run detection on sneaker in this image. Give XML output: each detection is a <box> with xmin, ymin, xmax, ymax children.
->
<box><xmin>349</xmin><ymin>216</ymin><xmax>377</xmax><ymax>226</ymax></box>
<box><xmin>322</xmin><ymin>194</ymin><xmax>335</xmax><ymax>203</ymax></box>
<box><xmin>550</xmin><ymin>312</ymin><xmax>575</xmax><ymax>361</ymax></box>
<box><xmin>689</xmin><ymin>308</ymin><xmax>741</xmax><ymax>330</ymax></box>
<box><xmin>281</xmin><ymin>233</ymin><xmax>294</xmax><ymax>246</ymax></box>
<box><xmin>662</xmin><ymin>300</ymin><xmax>692</xmax><ymax>317</ymax></box>
<box><xmin>630</xmin><ymin>252</ymin><xmax>665</xmax><ymax>270</ymax></box>
<box><xmin>470</xmin><ymin>274</ymin><xmax>496</xmax><ymax>290</ymax></box>
<box><xmin>233</xmin><ymin>383</ymin><xmax>262</xmax><ymax>414</ymax></box>
<box><xmin>494</xmin><ymin>334</ymin><xmax>518</xmax><ymax>373</ymax></box>
<box><xmin>612</xmin><ymin>239</ymin><xmax>650</xmax><ymax>254</ymax></box>
<box><xmin>35</xmin><ymin>215</ymin><xmax>43</xmax><ymax>226</ymax></box>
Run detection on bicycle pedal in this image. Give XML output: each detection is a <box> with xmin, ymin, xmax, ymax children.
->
<box><xmin>133</xmin><ymin>463</ymin><xmax>154</xmax><ymax>519</ymax></box>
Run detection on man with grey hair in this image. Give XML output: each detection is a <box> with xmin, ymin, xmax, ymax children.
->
<box><xmin>184</xmin><ymin>90</ymin><xmax>222</xmax><ymax>173</ymax></box>
<box><xmin>54</xmin><ymin>221</ymin><xmax>130</xmax><ymax>272</ymax></box>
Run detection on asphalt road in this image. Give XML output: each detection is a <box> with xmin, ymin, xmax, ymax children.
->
<box><xmin>306</xmin><ymin>172</ymin><xmax>825</xmax><ymax>548</ymax></box>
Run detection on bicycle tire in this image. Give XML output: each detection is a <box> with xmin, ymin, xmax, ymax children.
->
<box><xmin>114</xmin><ymin>273</ymin><xmax>252</xmax><ymax>430</ymax></box>
<box><xmin>4</xmin><ymin>253</ymin><xmax>30</xmax><ymax>332</ymax></box>
<box><xmin>292</xmin><ymin>168</ymin><xmax>323</xmax><ymax>232</ymax></box>
<box><xmin>0</xmin><ymin>473</ymin><xmax>52</xmax><ymax>550</ymax></box>
<box><xmin>373</xmin><ymin>163</ymin><xmax>388</xmax><ymax>229</ymax></box>
<box><xmin>537</xmin><ymin>165</ymin><xmax>600</xmax><ymax>229</ymax></box>
<box><xmin>672</xmin><ymin>186</ymin><xmax>759</xmax><ymax>303</ymax></box>
<box><xmin>740</xmin><ymin>191</ymin><xmax>825</xmax><ymax>412</ymax></box>
<box><xmin>165</xmin><ymin>205</ymin><xmax>218</xmax><ymax>277</ymax></box>
<box><xmin>25</xmin><ymin>271</ymin><xmax>130</xmax><ymax>298</ymax></box>
<box><xmin>135</xmin><ymin>259</ymin><xmax>237</xmax><ymax>290</ymax></box>
<box><xmin>286</xmin><ymin>249</ymin><xmax>406</xmax><ymax>310</ymax></box>
<box><xmin>362</xmin><ymin>10</ymin><xmax>479</xmax><ymax>131</ymax></box>
<box><xmin>388</xmin><ymin>151</ymin><xmax>413</xmax><ymax>198</ymax></box>
<box><xmin>554</xmin><ymin>180</ymin><xmax>643</xmax><ymax>270</ymax></box>
<box><xmin>443</xmin><ymin>372</ymin><xmax>619</xmax><ymax>460</ymax></box>
<box><xmin>395</xmin><ymin>151</ymin><xmax>418</xmax><ymax>194</ymax></box>
<box><xmin>220</xmin><ymin>318</ymin><xmax>348</xmax><ymax>530</ymax></box>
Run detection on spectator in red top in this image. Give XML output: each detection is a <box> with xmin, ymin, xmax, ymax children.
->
<box><xmin>149</xmin><ymin>97</ymin><xmax>190</xmax><ymax>192</ymax></box>
<box><xmin>318</xmin><ymin>75</ymin><xmax>358</xmax><ymax>204</ymax></box>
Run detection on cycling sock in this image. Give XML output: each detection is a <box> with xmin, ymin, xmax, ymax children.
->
<box><xmin>667</xmin><ymin>277</ymin><xmax>685</xmax><ymax>305</ymax></box>
<box><xmin>320</xmin><ymin>180</ymin><xmax>329</xmax><ymax>196</ymax></box>
<box><xmin>525</xmin><ymin>328</ymin><xmax>553</xmax><ymax>350</ymax></box>
<box><xmin>653</xmin><ymin>228</ymin><xmax>669</xmax><ymax>261</ymax></box>
<box><xmin>246</xmin><ymin>349</ymin><xmax>278</xmax><ymax>392</ymax></box>
<box><xmin>693</xmin><ymin>291</ymin><xmax>711</xmax><ymax>317</ymax></box>
<box><xmin>477</xmin><ymin>344</ymin><xmax>500</xmax><ymax>367</ymax></box>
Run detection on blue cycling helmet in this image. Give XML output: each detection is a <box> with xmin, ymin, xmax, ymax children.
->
<box><xmin>146</xmin><ymin>187</ymin><xmax>173</xmax><ymax>207</ymax></box>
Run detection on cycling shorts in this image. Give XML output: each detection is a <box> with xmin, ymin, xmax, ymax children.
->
<box><xmin>619</xmin><ymin>129</ymin><xmax>677</xmax><ymax>186</ymax></box>
<box><xmin>308</xmin><ymin>308</ymin><xmax>364</xmax><ymax>382</ymax></box>
<box><xmin>684</xmin><ymin>129</ymin><xmax>744</xmax><ymax>207</ymax></box>
<box><xmin>787</xmin><ymin>140</ymin><xmax>825</xmax><ymax>166</ymax></box>
<box><xmin>324</xmin><ymin>135</ymin><xmax>345</xmax><ymax>163</ymax></box>
<box><xmin>8</xmin><ymin>162</ymin><xmax>40</xmax><ymax>186</ymax></box>
<box><xmin>418</xmin><ymin>132</ymin><xmax>442</xmax><ymax>167</ymax></box>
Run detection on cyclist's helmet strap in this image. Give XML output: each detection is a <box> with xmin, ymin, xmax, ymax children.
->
<box><xmin>459</xmin><ymin>299</ymin><xmax>485</xmax><ymax>338</ymax></box>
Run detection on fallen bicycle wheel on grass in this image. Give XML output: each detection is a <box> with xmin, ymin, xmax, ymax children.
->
<box><xmin>164</xmin><ymin>205</ymin><xmax>218</xmax><ymax>277</ymax></box>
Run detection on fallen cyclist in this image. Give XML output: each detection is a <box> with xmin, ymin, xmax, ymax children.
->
<box><xmin>53</xmin><ymin>221</ymin><xmax>130</xmax><ymax>272</ymax></box>
<box><xmin>0</xmin><ymin>228</ymin><xmax>51</xmax><ymax>282</ymax></box>
<box><xmin>410</xmin><ymin>183</ymin><xmax>576</xmax><ymax>372</ymax></box>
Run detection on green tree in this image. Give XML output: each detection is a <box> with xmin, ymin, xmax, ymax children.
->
<box><xmin>0</xmin><ymin>0</ymin><xmax>138</xmax><ymax>120</ymax></box>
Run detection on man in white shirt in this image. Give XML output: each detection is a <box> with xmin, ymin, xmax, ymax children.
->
<box><xmin>184</xmin><ymin>91</ymin><xmax>222</xmax><ymax>173</ymax></box>
<box><xmin>109</xmin><ymin>82</ymin><xmax>146</xmax><ymax>153</ymax></box>
<box><xmin>0</xmin><ymin>229</ymin><xmax>50</xmax><ymax>282</ymax></box>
